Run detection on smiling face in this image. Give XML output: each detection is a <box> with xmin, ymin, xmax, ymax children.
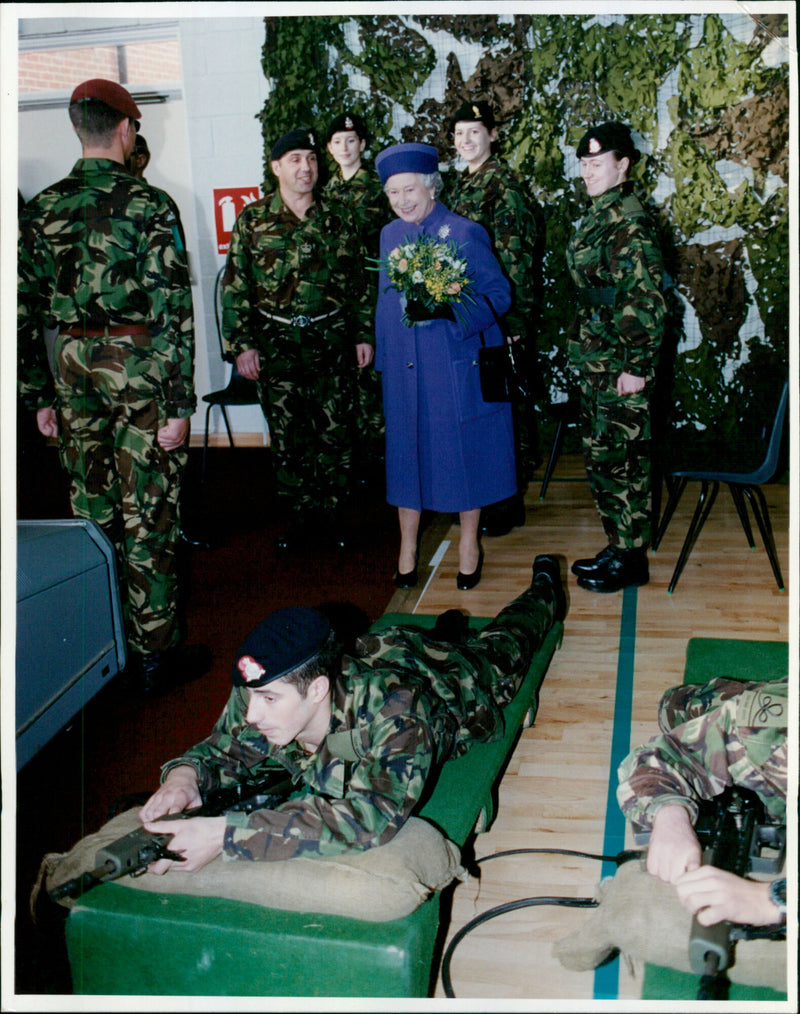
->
<box><xmin>271</xmin><ymin>148</ymin><xmax>318</xmax><ymax>199</ymax></box>
<box><xmin>453</xmin><ymin>120</ymin><xmax>497</xmax><ymax>170</ymax></box>
<box><xmin>385</xmin><ymin>172</ymin><xmax>437</xmax><ymax>224</ymax></box>
<box><xmin>245</xmin><ymin>673</ymin><xmax>331</xmax><ymax>751</ymax></box>
<box><xmin>579</xmin><ymin>149</ymin><xmax>630</xmax><ymax>198</ymax></box>
<box><xmin>327</xmin><ymin>130</ymin><xmax>366</xmax><ymax>173</ymax></box>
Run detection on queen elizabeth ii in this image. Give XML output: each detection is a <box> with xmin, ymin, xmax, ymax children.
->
<box><xmin>374</xmin><ymin>142</ymin><xmax>518</xmax><ymax>591</ymax></box>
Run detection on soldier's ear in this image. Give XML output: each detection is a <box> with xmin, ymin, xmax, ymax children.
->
<box><xmin>308</xmin><ymin>674</ymin><xmax>330</xmax><ymax>703</ymax></box>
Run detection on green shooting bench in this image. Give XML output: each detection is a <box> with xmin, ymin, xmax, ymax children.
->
<box><xmin>64</xmin><ymin>613</ymin><xmax>563</xmax><ymax>997</ymax></box>
<box><xmin>641</xmin><ymin>636</ymin><xmax>788</xmax><ymax>1003</ymax></box>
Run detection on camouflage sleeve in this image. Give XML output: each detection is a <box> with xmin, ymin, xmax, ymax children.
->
<box><xmin>220</xmin><ymin>206</ymin><xmax>259</xmax><ymax>359</ymax></box>
<box><xmin>144</xmin><ymin>194</ymin><xmax>196</xmax><ymax>418</ymax></box>
<box><xmin>617</xmin><ymin>681</ymin><xmax>788</xmax><ymax>829</ymax></box>
<box><xmin>223</xmin><ymin>690</ymin><xmax>435</xmax><ymax>862</ymax></box>
<box><xmin>488</xmin><ymin>182</ymin><xmax>540</xmax><ymax>339</ymax></box>
<box><xmin>17</xmin><ymin>209</ymin><xmax>56</xmax><ymax>409</ymax></box>
<box><xmin>607</xmin><ymin>216</ymin><xmax>665</xmax><ymax>376</ymax></box>
<box><xmin>323</xmin><ymin>199</ymin><xmax>374</xmax><ymax>344</ymax></box>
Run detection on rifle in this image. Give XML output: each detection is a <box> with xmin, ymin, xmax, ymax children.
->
<box><xmin>636</xmin><ymin>787</ymin><xmax>785</xmax><ymax>1001</ymax></box>
<box><xmin>48</xmin><ymin>770</ymin><xmax>295</xmax><ymax>903</ymax></box>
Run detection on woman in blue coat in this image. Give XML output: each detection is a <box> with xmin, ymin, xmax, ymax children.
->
<box><xmin>374</xmin><ymin>142</ymin><xmax>516</xmax><ymax>590</ymax></box>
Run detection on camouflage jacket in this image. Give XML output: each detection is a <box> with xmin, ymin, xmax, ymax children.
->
<box><xmin>617</xmin><ymin>678</ymin><xmax>788</xmax><ymax>829</ymax></box>
<box><xmin>447</xmin><ymin>156</ymin><xmax>542</xmax><ymax>339</ymax></box>
<box><xmin>18</xmin><ymin>158</ymin><xmax>195</xmax><ymax>418</ymax></box>
<box><xmin>566</xmin><ymin>182</ymin><xmax>665</xmax><ymax>379</ymax></box>
<box><xmin>322</xmin><ymin>164</ymin><xmax>388</xmax><ymax>251</ymax></box>
<box><xmin>221</xmin><ymin>188</ymin><xmax>372</xmax><ymax>357</ymax></box>
<box><xmin>162</xmin><ymin>623</ymin><xmax>510</xmax><ymax>861</ymax></box>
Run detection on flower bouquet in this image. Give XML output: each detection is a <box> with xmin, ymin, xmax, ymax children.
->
<box><xmin>378</xmin><ymin>226</ymin><xmax>474</xmax><ymax>326</ymax></box>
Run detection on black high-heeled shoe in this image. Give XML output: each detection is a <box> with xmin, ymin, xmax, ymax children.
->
<box><xmin>456</xmin><ymin>547</ymin><xmax>483</xmax><ymax>590</ymax></box>
<box><xmin>394</xmin><ymin>563</ymin><xmax>418</xmax><ymax>588</ymax></box>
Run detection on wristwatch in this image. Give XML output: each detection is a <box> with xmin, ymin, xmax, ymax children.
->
<box><xmin>768</xmin><ymin>877</ymin><xmax>787</xmax><ymax>916</ymax></box>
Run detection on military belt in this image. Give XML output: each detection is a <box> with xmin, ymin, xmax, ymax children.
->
<box><xmin>61</xmin><ymin>323</ymin><xmax>150</xmax><ymax>338</ymax></box>
<box><xmin>578</xmin><ymin>287</ymin><xmax>617</xmax><ymax>309</ymax></box>
<box><xmin>259</xmin><ymin>308</ymin><xmax>341</xmax><ymax>329</ymax></box>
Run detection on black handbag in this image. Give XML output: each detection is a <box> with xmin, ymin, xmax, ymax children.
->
<box><xmin>477</xmin><ymin>301</ymin><xmax>530</xmax><ymax>403</ymax></box>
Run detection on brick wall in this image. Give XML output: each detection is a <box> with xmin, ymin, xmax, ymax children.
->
<box><xmin>19</xmin><ymin>40</ymin><xmax>181</xmax><ymax>92</ymax></box>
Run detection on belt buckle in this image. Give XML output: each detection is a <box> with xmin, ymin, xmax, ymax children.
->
<box><xmin>291</xmin><ymin>314</ymin><xmax>310</xmax><ymax>328</ymax></box>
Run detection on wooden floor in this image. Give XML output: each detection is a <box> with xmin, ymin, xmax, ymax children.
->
<box><xmin>388</xmin><ymin>453</ymin><xmax>792</xmax><ymax>1004</ymax></box>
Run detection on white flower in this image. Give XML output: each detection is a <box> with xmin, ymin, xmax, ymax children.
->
<box><xmin>437</xmin><ymin>225</ymin><xmax>451</xmax><ymax>239</ymax></box>
<box><xmin>412</xmin><ymin>270</ymin><xmax>424</xmax><ymax>283</ymax></box>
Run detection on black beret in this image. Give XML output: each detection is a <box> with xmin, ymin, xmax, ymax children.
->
<box><xmin>576</xmin><ymin>122</ymin><xmax>640</xmax><ymax>165</ymax></box>
<box><xmin>231</xmin><ymin>607</ymin><xmax>331</xmax><ymax>687</ymax></box>
<box><xmin>326</xmin><ymin>112</ymin><xmax>368</xmax><ymax>143</ymax></box>
<box><xmin>270</xmin><ymin>128</ymin><xmax>318</xmax><ymax>161</ymax></box>
<box><xmin>449</xmin><ymin>101</ymin><xmax>496</xmax><ymax>133</ymax></box>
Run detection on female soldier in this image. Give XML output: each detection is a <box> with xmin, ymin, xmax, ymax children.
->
<box><xmin>567</xmin><ymin>122</ymin><xmax>666</xmax><ymax>593</ymax></box>
<box><xmin>448</xmin><ymin>101</ymin><xmax>543</xmax><ymax>536</ymax></box>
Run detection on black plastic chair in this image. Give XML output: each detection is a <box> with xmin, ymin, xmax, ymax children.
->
<box><xmin>652</xmin><ymin>379</ymin><xmax>789</xmax><ymax>593</ymax></box>
<box><xmin>201</xmin><ymin>266</ymin><xmax>260</xmax><ymax>479</ymax></box>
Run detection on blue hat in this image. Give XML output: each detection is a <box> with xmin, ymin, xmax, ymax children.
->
<box><xmin>375</xmin><ymin>142</ymin><xmax>439</xmax><ymax>184</ymax></box>
<box><xmin>231</xmin><ymin>607</ymin><xmax>331</xmax><ymax>687</ymax></box>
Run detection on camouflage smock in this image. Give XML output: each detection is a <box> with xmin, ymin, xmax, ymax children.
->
<box><xmin>161</xmin><ymin>585</ymin><xmax>555</xmax><ymax>861</ymax></box>
<box><xmin>617</xmin><ymin>678</ymin><xmax>788</xmax><ymax>829</ymax></box>
<box><xmin>448</xmin><ymin>156</ymin><xmax>542</xmax><ymax>340</ymax></box>
<box><xmin>322</xmin><ymin>164</ymin><xmax>388</xmax><ymax>254</ymax></box>
<box><xmin>220</xmin><ymin>188</ymin><xmax>371</xmax><ymax>358</ymax></box>
<box><xmin>18</xmin><ymin>158</ymin><xmax>195</xmax><ymax>419</ymax></box>
<box><xmin>566</xmin><ymin>181</ymin><xmax>665</xmax><ymax>379</ymax></box>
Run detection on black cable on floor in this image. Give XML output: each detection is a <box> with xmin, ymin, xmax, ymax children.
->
<box><xmin>441</xmin><ymin>846</ymin><xmax>642</xmax><ymax>998</ymax></box>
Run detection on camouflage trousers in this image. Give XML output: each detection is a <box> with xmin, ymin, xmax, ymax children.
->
<box><xmin>54</xmin><ymin>334</ymin><xmax>185</xmax><ymax>655</ymax></box>
<box><xmin>257</xmin><ymin>321</ymin><xmax>360</xmax><ymax>516</ymax></box>
<box><xmin>579</xmin><ymin>372</ymin><xmax>653</xmax><ymax>548</ymax></box>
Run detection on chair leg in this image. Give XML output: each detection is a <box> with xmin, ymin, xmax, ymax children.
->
<box><xmin>667</xmin><ymin>479</ymin><xmax>719</xmax><ymax>593</ymax></box>
<box><xmin>739</xmin><ymin>485</ymin><xmax>785</xmax><ymax>590</ymax></box>
<box><xmin>728</xmin><ymin>485</ymin><xmax>756</xmax><ymax>548</ymax></box>
<box><xmin>652</xmin><ymin>477</ymin><xmax>686</xmax><ymax>551</ymax></box>
<box><xmin>220</xmin><ymin>406</ymin><xmax>235</xmax><ymax>448</ymax></box>
<box><xmin>202</xmin><ymin>404</ymin><xmax>213</xmax><ymax>483</ymax></box>
<box><xmin>539</xmin><ymin>420</ymin><xmax>566</xmax><ymax>500</ymax></box>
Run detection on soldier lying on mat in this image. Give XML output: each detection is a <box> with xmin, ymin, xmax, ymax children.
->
<box><xmin>139</xmin><ymin>555</ymin><xmax>566</xmax><ymax>869</ymax></box>
<box><xmin>617</xmin><ymin>678</ymin><xmax>788</xmax><ymax>927</ymax></box>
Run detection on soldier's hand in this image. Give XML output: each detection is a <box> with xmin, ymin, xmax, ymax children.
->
<box><xmin>158</xmin><ymin>417</ymin><xmax>189</xmax><ymax>450</ymax></box>
<box><xmin>355</xmin><ymin>343</ymin><xmax>374</xmax><ymax>368</ymax></box>
<box><xmin>236</xmin><ymin>349</ymin><xmax>261</xmax><ymax>380</ymax></box>
<box><xmin>675</xmin><ymin>866</ymin><xmax>782</xmax><ymax>927</ymax></box>
<box><xmin>36</xmin><ymin>407</ymin><xmax>58</xmax><ymax>438</ymax></box>
<box><xmin>142</xmin><ymin>816</ymin><xmax>226</xmax><ymax>874</ymax></box>
<box><xmin>646</xmin><ymin>804</ymin><xmax>702</xmax><ymax>882</ymax></box>
<box><xmin>139</xmin><ymin>765</ymin><xmax>202</xmax><ymax>822</ymax></box>
<box><xmin>616</xmin><ymin>371</ymin><xmax>645</xmax><ymax>396</ymax></box>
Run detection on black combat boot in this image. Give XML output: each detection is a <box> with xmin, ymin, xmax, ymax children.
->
<box><xmin>531</xmin><ymin>554</ymin><xmax>567</xmax><ymax>622</ymax></box>
<box><xmin>575</xmin><ymin>546</ymin><xmax>649</xmax><ymax>593</ymax></box>
<box><xmin>132</xmin><ymin>642</ymin><xmax>212</xmax><ymax>696</ymax></box>
<box><xmin>571</xmin><ymin>544</ymin><xmax>617</xmax><ymax>577</ymax></box>
<box><xmin>479</xmin><ymin>493</ymin><xmax>526</xmax><ymax>537</ymax></box>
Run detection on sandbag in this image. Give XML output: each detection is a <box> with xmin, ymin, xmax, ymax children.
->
<box><xmin>552</xmin><ymin>858</ymin><xmax>786</xmax><ymax>991</ymax></box>
<box><xmin>34</xmin><ymin>807</ymin><xmax>463</xmax><ymax>923</ymax></box>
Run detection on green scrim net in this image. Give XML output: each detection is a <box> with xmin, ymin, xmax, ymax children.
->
<box><xmin>258</xmin><ymin>12</ymin><xmax>789</xmax><ymax>441</ymax></box>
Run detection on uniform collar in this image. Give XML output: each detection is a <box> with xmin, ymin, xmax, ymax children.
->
<box><xmin>591</xmin><ymin>180</ymin><xmax>633</xmax><ymax>209</ymax></box>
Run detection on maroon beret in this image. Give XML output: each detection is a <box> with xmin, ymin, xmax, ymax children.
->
<box><xmin>70</xmin><ymin>79</ymin><xmax>141</xmax><ymax>119</ymax></box>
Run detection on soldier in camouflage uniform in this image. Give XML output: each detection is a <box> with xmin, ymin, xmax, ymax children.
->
<box><xmin>17</xmin><ymin>79</ymin><xmax>209</xmax><ymax>695</ymax></box>
<box><xmin>138</xmin><ymin>554</ymin><xmax>565</xmax><ymax>866</ymax></box>
<box><xmin>222</xmin><ymin>127</ymin><xmax>374</xmax><ymax>551</ymax></box>
<box><xmin>323</xmin><ymin>112</ymin><xmax>390</xmax><ymax>489</ymax></box>
<box><xmin>617</xmin><ymin>677</ymin><xmax>787</xmax><ymax>927</ymax></box>
<box><xmin>448</xmin><ymin>101</ymin><xmax>544</xmax><ymax>536</ymax></box>
<box><xmin>567</xmin><ymin>122</ymin><xmax>666</xmax><ymax>593</ymax></box>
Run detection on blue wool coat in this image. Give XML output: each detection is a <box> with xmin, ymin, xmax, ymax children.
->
<box><xmin>375</xmin><ymin>201</ymin><xmax>516</xmax><ymax>513</ymax></box>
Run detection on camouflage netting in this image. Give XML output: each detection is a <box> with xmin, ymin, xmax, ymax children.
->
<box><xmin>259</xmin><ymin>13</ymin><xmax>790</xmax><ymax>444</ymax></box>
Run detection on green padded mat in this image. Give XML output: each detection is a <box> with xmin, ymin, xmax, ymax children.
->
<box><xmin>642</xmin><ymin>636</ymin><xmax>788</xmax><ymax>1002</ymax></box>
